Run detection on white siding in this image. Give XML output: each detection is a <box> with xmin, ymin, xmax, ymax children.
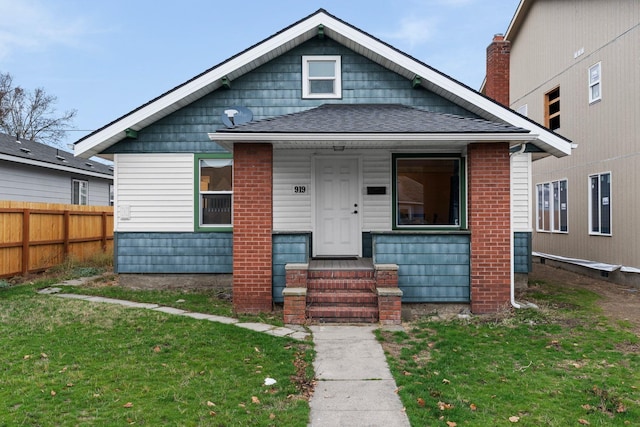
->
<box><xmin>273</xmin><ymin>150</ymin><xmax>313</xmax><ymax>231</ymax></box>
<box><xmin>115</xmin><ymin>153</ymin><xmax>194</xmax><ymax>232</ymax></box>
<box><xmin>273</xmin><ymin>149</ymin><xmax>392</xmax><ymax>232</ymax></box>
<box><xmin>362</xmin><ymin>150</ymin><xmax>391</xmax><ymax>231</ymax></box>
<box><xmin>511</xmin><ymin>152</ymin><xmax>531</xmax><ymax>232</ymax></box>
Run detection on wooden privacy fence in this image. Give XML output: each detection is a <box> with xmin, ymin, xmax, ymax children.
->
<box><xmin>0</xmin><ymin>201</ymin><xmax>114</xmax><ymax>278</ymax></box>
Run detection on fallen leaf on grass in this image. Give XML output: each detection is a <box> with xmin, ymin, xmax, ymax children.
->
<box><xmin>50</xmin><ymin>390</ymin><xmax>56</xmax><ymax>396</ymax></box>
<box><xmin>470</xmin><ymin>403</ymin><xmax>477</xmax><ymax>411</ymax></box>
<box><xmin>251</xmin><ymin>396</ymin><xmax>261</xmax><ymax>404</ymax></box>
<box><xmin>581</xmin><ymin>404</ymin><xmax>592</xmax><ymax>410</ymax></box>
<box><xmin>59</xmin><ymin>367</ymin><xmax>67</xmax><ymax>373</ymax></box>
<box><xmin>206</xmin><ymin>401</ymin><xmax>215</xmax><ymax>407</ymax></box>
<box><xmin>446</xmin><ymin>422</ymin><xmax>457</xmax><ymax>427</ymax></box>
<box><xmin>209</xmin><ymin>411</ymin><xmax>216</xmax><ymax>416</ymax></box>
<box><xmin>617</xmin><ymin>404</ymin><xmax>627</xmax><ymax>413</ymax></box>
<box><xmin>417</xmin><ymin>398</ymin><xmax>425</xmax><ymax>407</ymax></box>
<box><xmin>509</xmin><ymin>416</ymin><xmax>520</xmax><ymax>422</ymax></box>
<box><xmin>123</xmin><ymin>402</ymin><xmax>133</xmax><ymax>408</ymax></box>
<box><xmin>23</xmin><ymin>355</ymin><xmax>31</xmax><ymax>360</ymax></box>
<box><xmin>442</xmin><ymin>378</ymin><xmax>451</xmax><ymax>384</ymax></box>
<box><xmin>254</xmin><ymin>347</ymin><xmax>261</xmax><ymax>353</ymax></box>
<box><xmin>578</xmin><ymin>419</ymin><xmax>590</xmax><ymax>425</ymax></box>
<box><xmin>403</xmin><ymin>371</ymin><xmax>412</xmax><ymax>376</ymax></box>
<box><xmin>41</xmin><ymin>353</ymin><xmax>48</xmax><ymax>359</ymax></box>
<box><xmin>438</xmin><ymin>401</ymin><xmax>453</xmax><ymax>410</ymax></box>
<box><xmin>153</xmin><ymin>346</ymin><xmax>161</xmax><ymax>353</ymax></box>
<box><xmin>269</xmin><ymin>413</ymin><xmax>276</xmax><ymax>420</ymax></box>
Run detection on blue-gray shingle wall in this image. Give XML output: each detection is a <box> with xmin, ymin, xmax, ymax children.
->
<box><xmin>373</xmin><ymin>233</ymin><xmax>471</xmax><ymax>302</ymax></box>
<box><xmin>103</xmin><ymin>37</ymin><xmax>475</xmax><ymax>155</ymax></box>
<box><xmin>114</xmin><ymin>232</ymin><xmax>232</xmax><ymax>273</ymax></box>
<box><xmin>272</xmin><ymin>233</ymin><xmax>310</xmax><ymax>303</ymax></box>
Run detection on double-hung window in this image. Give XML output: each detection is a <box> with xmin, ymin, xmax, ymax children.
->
<box><xmin>302</xmin><ymin>55</ymin><xmax>341</xmax><ymax>99</ymax></box>
<box><xmin>536</xmin><ymin>179</ymin><xmax>568</xmax><ymax>232</ymax></box>
<box><xmin>588</xmin><ymin>62</ymin><xmax>601</xmax><ymax>103</ymax></box>
<box><xmin>589</xmin><ymin>172</ymin><xmax>611</xmax><ymax>235</ymax></box>
<box><xmin>196</xmin><ymin>155</ymin><xmax>233</xmax><ymax>230</ymax></box>
<box><xmin>393</xmin><ymin>155</ymin><xmax>465</xmax><ymax>229</ymax></box>
<box><xmin>72</xmin><ymin>179</ymin><xmax>88</xmax><ymax>205</ymax></box>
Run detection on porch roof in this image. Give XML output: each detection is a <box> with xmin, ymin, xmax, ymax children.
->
<box><xmin>210</xmin><ymin>104</ymin><xmax>538</xmax><ymax>151</ymax></box>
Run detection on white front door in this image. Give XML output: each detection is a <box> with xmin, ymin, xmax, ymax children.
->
<box><xmin>314</xmin><ymin>157</ymin><xmax>361</xmax><ymax>257</ymax></box>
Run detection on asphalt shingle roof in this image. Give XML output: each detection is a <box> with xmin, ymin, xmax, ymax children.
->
<box><xmin>0</xmin><ymin>132</ymin><xmax>113</xmax><ymax>176</ymax></box>
<box><xmin>217</xmin><ymin>104</ymin><xmax>530</xmax><ymax>134</ymax></box>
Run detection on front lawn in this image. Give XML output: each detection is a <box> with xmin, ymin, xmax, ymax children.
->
<box><xmin>0</xmin><ymin>281</ymin><xmax>313</xmax><ymax>426</ymax></box>
<box><xmin>379</xmin><ymin>282</ymin><xmax>640</xmax><ymax>426</ymax></box>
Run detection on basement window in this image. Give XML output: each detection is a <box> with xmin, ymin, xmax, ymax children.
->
<box><xmin>302</xmin><ymin>55</ymin><xmax>341</xmax><ymax>99</ymax></box>
<box><xmin>545</xmin><ymin>87</ymin><xmax>560</xmax><ymax>130</ymax></box>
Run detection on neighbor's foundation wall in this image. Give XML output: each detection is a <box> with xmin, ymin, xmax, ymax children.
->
<box><xmin>233</xmin><ymin>143</ymin><xmax>273</xmax><ymax>313</ymax></box>
<box><xmin>468</xmin><ymin>143</ymin><xmax>511</xmax><ymax>313</ymax></box>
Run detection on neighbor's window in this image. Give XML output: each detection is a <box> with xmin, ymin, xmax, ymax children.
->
<box><xmin>198</xmin><ymin>157</ymin><xmax>233</xmax><ymax>227</ymax></box>
<box><xmin>302</xmin><ymin>55</ymin><xmax>341</xmax><ymax>99</ymax></box>
<box><xmin>72</xmin><ymin>179</ymin><xmax>88</xmax><ymax>205</ymax></box>
<box><xmin>589</xmin><ymin>172</ymin><xmax>611</xmax><ymax>235</ymax></box>
<box><xmin>589</xmin><ymin>62</ymin><xmax>601</xmax><ymax>103</ymax></box>
<box><xmin>536</xmin><ymin>179</ymin><xmax>568</xmax><ymax>232</ymax></box>
<box><xmin>545</xmin><ymin>87</ymin><xmax>560</xmax><ymax>130</ymax></box>
<box><xmin>393</xmin><ymin>156</ymin><xmax>463</xmax><ymax>228</ymax></box>
<box><xmin>109</xmin><ymin>184</ymin><xmax>114</xmax><ymax>206</ymax></box>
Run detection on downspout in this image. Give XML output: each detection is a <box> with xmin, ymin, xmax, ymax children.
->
<box><xmin>509</xmin><ymin>143</ymin><xmax>527</xmax><ymax>309</ymax></box>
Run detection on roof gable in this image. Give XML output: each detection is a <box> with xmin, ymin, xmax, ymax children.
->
<box><xmin>74</xmin><ymin>8</ymin><xmax>571</xmax><ymax>159</ymax></box>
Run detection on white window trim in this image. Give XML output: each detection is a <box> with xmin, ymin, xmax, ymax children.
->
<box><xmin>72</xmin><ymin>179</ymin><xmax>88</xmax><ymax>205</ymax></box>
<box><xmin>198</xmin><ymin>157</ymin><xmax>233</xmax><ymax>229</ymax></box>
<box><xmin>588</xmin><ymin>171</ymin><xmax>612</xmax><ymax>236</ymax></box>
<box><xmin>302</xmin><ymin>55</ymin><xmax>342</xmax><ymax>99</ymax></box>
<box><xmin>536</xmin><ymin>178</ymin><xmax>568</xmax><ymax>233</ymax></box>
<box><xmin>588</xmin><ymin>62</ymin><xmax>601</xmax><ymax>104</ymax></box>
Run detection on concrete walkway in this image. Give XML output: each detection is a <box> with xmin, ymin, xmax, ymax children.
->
<box><xmin>39</xmin><ymin>281</ymin><xmax>410</xmax><ymax>426</ymax></box>
<box><xmin>309</xmin><ymin>325</ymin><xmax>411</xmax><ymax>427</ymax></box>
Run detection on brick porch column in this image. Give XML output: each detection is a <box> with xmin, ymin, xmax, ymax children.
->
<box><xmin>233</xmin><ymin>143</ymin><xmax>273</xmax><ymax>313</ymax></box>
<box><xmin>468</xmin><ymin>143</ymin><xmax>511</xmax><ymax>313</ymax></box>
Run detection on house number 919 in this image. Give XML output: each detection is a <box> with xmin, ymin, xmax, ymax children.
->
<box><xmin>293</xmin><ymin>185</ymin><xmax>307</xmax><ymax>194</ymax></box>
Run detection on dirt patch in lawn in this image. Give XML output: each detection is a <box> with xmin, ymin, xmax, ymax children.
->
<box><xmin>528</xmin><ymin>262</ymin><xmax>640</xmax><ymax>337</ymax></box>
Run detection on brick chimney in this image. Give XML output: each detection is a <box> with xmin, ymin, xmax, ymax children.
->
<box><xmin>485</xmin><ymin>34</ymin><xmax>510</xmax><ymax>107</ymax></box>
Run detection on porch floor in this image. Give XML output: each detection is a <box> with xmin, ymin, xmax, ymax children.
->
<box><xmin>309</xmin><ymin>257</ymin><xmax>374</xmax><ymax>271</ymax></box>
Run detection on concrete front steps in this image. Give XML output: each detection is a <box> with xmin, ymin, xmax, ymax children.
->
<box><xmin>282</xmin><ymin>259</ymin><xmax>402</xmax><ymax>325</ymax></box>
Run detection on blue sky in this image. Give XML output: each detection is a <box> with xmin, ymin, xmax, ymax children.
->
<box><xmin>0</xmin><ymin>0</ymin><xmax>520</xmax><ymax>149</ymax></box>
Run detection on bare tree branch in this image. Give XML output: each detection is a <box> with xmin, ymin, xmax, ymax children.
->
<box><xmin>0</xmin><ymin>71</ymin><xmax>76</xmax><ymax>147</ymax></box>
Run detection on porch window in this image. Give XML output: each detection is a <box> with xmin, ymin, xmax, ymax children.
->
<box><xmin>197</xmin><ymin>156</ymin><xmax>233</xmax><ymax>229</ymax></box>
<box><xmin>589</xmin><ymin>172</ymin><xmax>611</xmax><ymax>235</ymax></box>
<box><xmin>393</xmin><ymin>155</ymin><xmax>463</xmax><ymax>229</ymax></box>
<box><xmin>302</xmin><ymin>55</ymin><xmax>341</xmax><ymax>99</ymax></box>
<box><xmin>72</xmin><ymin>179</ymin><xmax>88</xmax><ymax>205</ymax></box>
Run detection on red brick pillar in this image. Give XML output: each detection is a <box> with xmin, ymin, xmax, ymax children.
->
<box><xmin>233</xmin><ymin>143</ymin><xmax>273</xmax><ymax>313</ymax></box>
<box><xmin>468</xmin><ymin>143</ymin><xmax>511</xmax><ymax>313</ymax></box>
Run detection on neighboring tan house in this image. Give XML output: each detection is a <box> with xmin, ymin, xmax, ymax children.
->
<box><xmin>74</xmin><ymin>9</ymin><xmax>572</xmax><ymax>322</ymax></box>
<box><xmin>504</xmin><ymin>0</ymin><xmax>640</xmax><ymax>284</ymax></box>
<box><xmin>0</xmin><ymin>132</ymin><xmax>113</xmax><ymax>206</ymax></box>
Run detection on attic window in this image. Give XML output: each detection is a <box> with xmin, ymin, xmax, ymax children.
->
<box><xmin>302</xmin><ymin>55</ymin><xmax>341</xmax><ymax>99</ymax></box>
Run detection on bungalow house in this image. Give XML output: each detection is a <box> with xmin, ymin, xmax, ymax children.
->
<box><xmin>0</xmin><ymin>132</ymin><xmax>113</xmax><ymax>206</ymax></box>
<box><xmin>74</xmin><ymin>9</ymin><xmax>572</xmax><ymax>323</ymax></box>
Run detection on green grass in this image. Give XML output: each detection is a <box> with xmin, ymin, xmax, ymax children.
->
<box><xmin>379</xmin><ymin>282</ymin><xmax>640</xmax><ymax>426</ymax></box>
<box><xmin>0</xmin><ymin>279</ymin><xmax>313</xmax><ymax>426</ymax></box>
